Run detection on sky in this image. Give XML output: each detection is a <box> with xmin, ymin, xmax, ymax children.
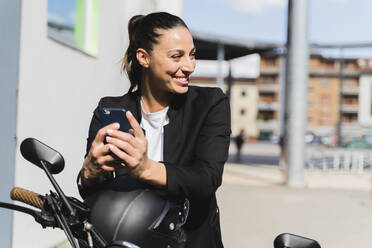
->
<box><xmin>183</xmin><ymin>0</ymin><xmax>372</xmax><ymax>58</ymax></box>
<box><xmin>46</xmin><ymin>0</ymin><xmax>372</xmax><ymax>58</ymax></box>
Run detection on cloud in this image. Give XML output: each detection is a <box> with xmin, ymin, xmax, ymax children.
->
<box><xmin>220</xmin><ymin>0</ymin><xmax>351</xmax><ymax>14</ymax></box>
<box><xmin>223</xmin><ymin>0</ymin><xmax>287</xmax><ymax>14</ymax></box>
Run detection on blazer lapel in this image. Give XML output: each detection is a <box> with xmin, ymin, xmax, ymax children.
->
<box><xmin>163</xmin><ymin>93</ymin><xmax>186</xmax><ymax>164</ymax></box>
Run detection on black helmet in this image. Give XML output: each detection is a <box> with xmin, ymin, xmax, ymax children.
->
<box><xmin>85</xmin><ymin>175</ymin><xmax>189</xmax><ymax>248</ymax></box>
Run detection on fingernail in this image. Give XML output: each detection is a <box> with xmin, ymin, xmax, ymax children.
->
<box><xmin>127</xmin><ymin>110</ymin><xmax>132</xmax><ymax>116</ymax></box>
<box><xmin>113</xmin><ymin>123</ymin><xmax>120</xmax><ymax>129</ymax></box>
<box><xmin>106</xmin><ymin>136</ymin><xmax>111</xmax><ymax>142</ymax></box>
<box><xmin>109</xmin><ymin>144</ymin><xmax>115</xmax><ymax>149</ymax></box>
<box><xmin>107</xmin><ymin>129</ymin><xmax>113</xmax><ymax>135</ymax></box>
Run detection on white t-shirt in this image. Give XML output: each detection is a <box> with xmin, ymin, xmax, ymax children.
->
<box><xmin>140</xmin><ymin>106</ymin><xmax>169</xmax><ymax>162</ymax></box>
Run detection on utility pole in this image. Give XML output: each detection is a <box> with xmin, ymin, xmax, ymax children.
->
<box><xmin>226</xmin><ymin>61</ymin><xmax>233</xmax><ymax>101</ymax></box>
<box><xmin>217</xmin><ymin>43</ymin><xmax>225</xmax><ymax>88</ymax></box>
<box><xmin>336</xmin><ymin>48</ymin><xmax>345</xmax><ymax>146</ymax></box>
<box><xmin>283</xmin><ymin>0</ymin><xmax>310</xmax><ymax>186</ymax></box>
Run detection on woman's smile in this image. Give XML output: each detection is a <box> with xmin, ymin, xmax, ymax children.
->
<box><xmin>173</xmin><ymin>75</ymin><xmax>189</xmax><ymax>86</ymax></box>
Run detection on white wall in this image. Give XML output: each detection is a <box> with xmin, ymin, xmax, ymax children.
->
<box><xmin>230</xmin><ymin>84</ymin><xmax>259</xmax><ymax>137</ymax></box>
<box><xmin>12</xmin><ymin>1</ymin><xmax>183</xmax><ymax>247</ymax></box>
<box><xmin>359</xmin><ymin>75</ymin><xmax>372</xmax><ymax>127</ymax></box>
<box><xmin>0</xmin><ymin>1</ymin><xmax>21</xmax><ymax>247</ymax></box>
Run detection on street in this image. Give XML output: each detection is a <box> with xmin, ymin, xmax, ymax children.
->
<box><xmin>220</xmin><ymin>142</ymin><xmax>372</xmax><ymax>248</ymax></box>
<box><xmin>218</xmin><ymin>183</ymin><xmax>372</xmax><ymax>248</ymax></box>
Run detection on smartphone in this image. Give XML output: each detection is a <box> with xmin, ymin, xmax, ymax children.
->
<box><xmin>101</xmin><ymin>108</ymin><xmax>130</xmax><ymax>132</ymax></box>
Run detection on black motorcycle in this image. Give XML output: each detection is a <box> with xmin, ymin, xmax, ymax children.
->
<box><xmin>0</xmin><ymin>138</ymin><xmax>321</xmax><ymax>248</ymax></box>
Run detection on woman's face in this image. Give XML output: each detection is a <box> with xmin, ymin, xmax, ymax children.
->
<box><xmin>145</xmin><ymin>26</ymin><xmax>196</xmax><ymax>95</ymax></box>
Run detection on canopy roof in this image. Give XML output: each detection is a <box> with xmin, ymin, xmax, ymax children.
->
<box><xmin>191</xmin><ymin>30</ymin><xmax>281</xmax><ymax>60</ymax></box>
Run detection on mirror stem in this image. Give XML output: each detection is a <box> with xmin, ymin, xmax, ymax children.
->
<box><xmin>40</xmin><ymin>160</ymin><xmax>76</xmax><ymax>217</ymax></box>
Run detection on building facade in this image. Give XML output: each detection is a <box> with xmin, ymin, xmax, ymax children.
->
<box><xmin>192</xmin><ymin>52</ymin><xmax>372</xmax><ymax>142</ymax></box>
<box><xmin>257</xmin><ymin>53</ymin><xmax>372</xmax><ymax>141</ymax></box>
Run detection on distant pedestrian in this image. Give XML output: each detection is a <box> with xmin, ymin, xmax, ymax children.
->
<box><xmin>235</xmin><ymin>129</ymin><xmax>245</xmax><ymax>162</ymax></box>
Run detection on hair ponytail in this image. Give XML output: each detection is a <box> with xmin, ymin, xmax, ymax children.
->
<box><xmin>123</xmin><ymin>15</ymin><xmax>144</xmax><ymax>93</ymax></box>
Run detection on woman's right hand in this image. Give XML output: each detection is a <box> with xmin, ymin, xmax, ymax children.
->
<box><xmin>82</xmin><ymin>122</ymin><xmax>121</xmax><ymax>181</ymax></box>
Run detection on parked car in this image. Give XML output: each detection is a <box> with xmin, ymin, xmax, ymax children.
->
<box><xmin>305</xmin><ymin>132</ymin><xmax>321</xmax><ymax>144</ymax></box>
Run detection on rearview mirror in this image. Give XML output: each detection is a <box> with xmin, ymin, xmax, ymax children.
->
<box><xmin>20</xmin><ymin>138</ymin><xmax>65</xmax><ymax>174</ymax></box>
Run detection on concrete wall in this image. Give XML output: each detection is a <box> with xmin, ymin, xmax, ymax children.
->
<box><xmin>0</xmin><ymin>1</ymin><xmax>183</xmax><ymax>247</ymax></box>
<box><xmin>0</xmin><ymin>1</ymin><xmax>21</xmax><ymax>247</ymax></box>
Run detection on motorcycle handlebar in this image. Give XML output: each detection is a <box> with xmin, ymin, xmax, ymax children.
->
<box><xmin>10</xmin><ymin>187</ymin><xmax>45</xmax><ymax>210</ymax></box>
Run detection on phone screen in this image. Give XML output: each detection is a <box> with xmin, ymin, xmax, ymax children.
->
<box><xmin>101</xmin><ymin>108</ymin><xmax>130</xmax><ymax>132</ymax></box>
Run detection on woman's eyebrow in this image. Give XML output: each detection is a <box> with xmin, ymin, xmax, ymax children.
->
<box><xmin>167</xmin><ymin>48</ymin><xmax>184</xmax><ymax>54</ymax></box>
<box><xmin>167</xmin><ymin>47</ymin><xmax>196</xmax><ymax>53</ymax></box>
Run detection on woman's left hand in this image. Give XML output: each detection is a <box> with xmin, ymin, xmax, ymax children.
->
<box><xmin>105</xmin><ymin>110</ymin><xmax>150</xmax><ymax>178</ymax></box>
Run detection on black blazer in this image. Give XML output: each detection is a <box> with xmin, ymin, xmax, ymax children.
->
<box><xmin>81</xmin><ymin>86</ymin><xmax>231</xmax><ymax>248</ymax></box>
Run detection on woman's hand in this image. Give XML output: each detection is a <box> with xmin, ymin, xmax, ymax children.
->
<box><xmin>105</xmin><ymin>111</ymin><xmax>151</xmax><ymax>178</ymax></box>
<box><xmin>82</xmin><ymin>122</ymin><xmax>121</xmax><ymax>181</ymax></box>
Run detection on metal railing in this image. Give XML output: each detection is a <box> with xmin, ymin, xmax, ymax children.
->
<box><xmin>306</xmin><ymin>146</ymin><xmax>371</xmax><ymax>173</ymax></box>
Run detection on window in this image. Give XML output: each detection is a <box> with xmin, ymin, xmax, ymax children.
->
<box><xmin>342</xmin><ymin>95</ymin><xmax>358</xmax><ymax>105</ymax></box>
<box><xmin>319</xmin><ymin>95</ymin><xmax>330</xmax><ymax>125</ymax></box>
<box><xmin>319</xmin><ymin>112</ymin><xmax>329</xmax><ymax>125</ymax></box>
<box><xmin>48</xmin><ymin>0</ymin><xmax>99</xmax><ymax>56</ymax></box>
<box><xmin>258</xmin><ymin>110</ymin><xmax>274</xmax><ymax>121</ymax></box>
<box><xmin>342</xmin><ymin>113</ymin><xmax>358</xmax><ymax>123</ymax></box>
<box><xmin>259</xmin><ymin>92</ymin><xmax>275</xmax><ymax>102</ymax></box>
<box><xmin>320</xmin><ymin>95</ymin><xmax>330</xmax><ymax>105</ymax></box>
<box><xmin>241</xmin><ymin>90</ymin><xmax>246</xmax><ymax>97</ymax></box>
<box><xmin>240</xmin><ymin>108</ymin><xmax>246</xmax><ymax>115</ymax></box>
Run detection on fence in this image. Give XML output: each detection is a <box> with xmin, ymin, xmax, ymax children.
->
<box><xmin>306</xmin><ymin>145</ymin><xmax>372</xmax><ymax>173</ymax></box>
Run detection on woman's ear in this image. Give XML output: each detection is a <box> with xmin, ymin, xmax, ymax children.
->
<box><xmin>136</xmin><ymin>48</ymin><xmax>150</xmax><ymax>68</ymax></box>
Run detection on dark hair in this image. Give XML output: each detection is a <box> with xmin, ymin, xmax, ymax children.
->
<box><xmin>122</xmin><ymin>12</ymin><xmax>189</xmax><ymax>93</ymax></box>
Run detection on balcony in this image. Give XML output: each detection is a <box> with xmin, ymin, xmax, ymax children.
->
<box><xmin>258</xmin><ymin>84</ymin><xmax>279</xmax><ymax>92</ymax></box>
<box><xmin>260</xmin><ymin>67</ymin><xmax>280</xmax><ymax>75</ymax></box>
<box><xmin>341</xmin><ymin>121</ymin><xmax>359</xmax><ymax>127</ymax></box>
<box><xmin>341</xmin><ymin>104</ymin><xmax>359</xmax><ymax>113</ymax></box>
<box><xmin>309</xmin><ymin>68</ymin><xmax>360</xmax><ymax>77</ymax></box>
<box><xmin>258</xmin><ymin>101</ymin><xmax>279</xmax><ymax>111</ymax></box>
<box><xmin>341</xmin><ymin>87</ymin><xmax>359</xmax><ymax>95</ymax></box>
<box><xmin>256</xmin><ymin>120</ymin><xmax>279</xmax><ymax>131</ymax></box>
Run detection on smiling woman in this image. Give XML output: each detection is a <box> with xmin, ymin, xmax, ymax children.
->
<box><xmin>78</xmin><ymin>12</ymin><xmax>231</xmax><ymax>248</ymax></box>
